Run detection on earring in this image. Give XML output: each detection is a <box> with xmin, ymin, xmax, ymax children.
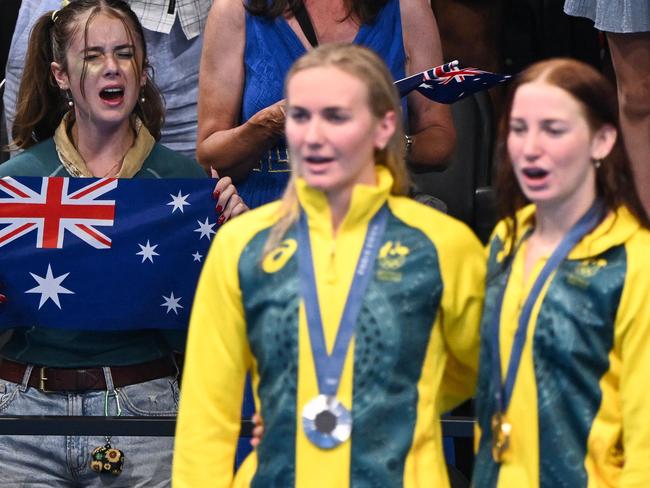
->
<box><xmin>594</xmin><ymin>159</ymin><xmax>602</xmax><ymax>169</ymax></box>
<box><xmin>139</xmin><ymin>89</ymin><xmax>145</xmax><ymax>104</ymax></box>
<box><xmin>65</xmin><ymin>90</ymin><xmax>74</xmax><ymax>108</ymax></box>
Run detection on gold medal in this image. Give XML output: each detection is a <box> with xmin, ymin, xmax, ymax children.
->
<box><xmin>491</xmin><ymin>412</ymin><xmax>512</xmax><ymax>463</ymax></box>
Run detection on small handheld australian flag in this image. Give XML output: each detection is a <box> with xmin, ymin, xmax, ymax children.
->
<box><xmin>395</xmin><ymin>60</ymin><xmax>511</xmax><ymax>104</ymax></box>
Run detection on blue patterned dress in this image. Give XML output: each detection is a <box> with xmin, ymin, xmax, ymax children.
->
<box><xmin>237</xmin><ymin>0</ymin><xmax>407</xmax><ymax>208</ymax></box>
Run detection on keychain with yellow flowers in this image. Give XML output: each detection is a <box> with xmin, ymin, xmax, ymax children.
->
<box><xmin>90</xmin><ymin>390</ymin><xmax>125</xmax><ymax>475</ymax></box>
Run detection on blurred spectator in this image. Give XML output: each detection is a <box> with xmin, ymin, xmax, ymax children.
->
<box><xmin>565</xmin><ymin>0</ymin><xmax>650</xmax><ymax>216</ymax></box>
<box><xmin>1</xmin><ymin>0</ymin><xmax>22</xmax><ymax>164</ymax></box>
<box><xmin>1</xmin><ymin>0</ymin><xmax>21</xmax><ymax>80</ymax></box>
<box><xmin>196</xmin><ymin>0</ymin><xmax>455</xmax><ymax>208</ymax></box>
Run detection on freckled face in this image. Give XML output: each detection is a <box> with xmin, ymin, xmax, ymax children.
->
<box><xmin>52</xmin><ymin>12</ymin><xmax>146</xmax><ymax>132</ymax></box>
<box><xmin>285</xmin><ymin>66</ymin><xmax>395</xmax><ymax>200</ymax></box>
<box><xmin>507</xmin><ymin>82</ymin><xmax>601</xmax><ymax>211</ymax></box>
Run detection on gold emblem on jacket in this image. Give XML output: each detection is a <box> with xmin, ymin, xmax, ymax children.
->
<box><xmin>566</xmin><ymin>258</ymin><xmax>607</xmax><ymax>288</ymax></box>
<box><xmin>377</xmin><ymin>241</ymin><xmax>410</xmax><ymax>281</ymax></box>
<box><xmin>262</xmin><ymin>239</ymin><xmax>297</xmax><ymax>273</ymax></box>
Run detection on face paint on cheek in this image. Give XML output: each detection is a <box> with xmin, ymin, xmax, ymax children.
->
<box><xmin>85</xmin><ymin>62</ymin><xmax>103</xmax><ymax>74</ymax></box>
<box><xmin>80</xmin><ymin>61</ymin><xmax>104</xmax><ymax>100</ymax></box>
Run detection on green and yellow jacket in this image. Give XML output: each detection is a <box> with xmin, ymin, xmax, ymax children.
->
<box><xmin>173</xmin><ymin>166</ymin><xmax>485</xmax><ymax>487</ymax></box>
<box><xmin>474</xmin><ymin>205</ymin><xmax>650</xmax><ymax>488</ymax></box>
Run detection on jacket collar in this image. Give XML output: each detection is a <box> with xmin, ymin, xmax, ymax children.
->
<box><xmin>514</xmin><ymin>204</ymin><xmax>641</xmax><ymax>259</ymax></box>
<box><xmin>295</xmin><ymin>165</ymin><xmax>394</xmax><ymax>236</ymax></box>
<box><xmin>53</xmin><ymin>114</ymin><xmax>155</xmax><ymax>178</ymax></box>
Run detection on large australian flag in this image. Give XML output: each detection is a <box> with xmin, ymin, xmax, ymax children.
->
<box><xmin>0</xmin><ymin>176</ymin><xmax>216</xmax><ymax>331</ymax></box>
<box><xmin>395</xmin><ymin>60</ymin><xmax>511</xmax><ymax>104</ymax></box>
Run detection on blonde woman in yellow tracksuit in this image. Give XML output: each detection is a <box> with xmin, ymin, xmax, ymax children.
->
<box><xmin>473</xmin><ymin>58</ymin><xmax>650</xmax><ymax>488</ymax></box>
<box><xmin>173</xmin><ymin>44</ymin><xmax>485</xmax><ymax>487</ymax></box>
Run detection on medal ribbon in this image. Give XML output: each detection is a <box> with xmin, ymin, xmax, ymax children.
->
<box><xmin>489</xmin><ymin>200</ymin><xmax>605</xmax><ymax>414</ymax></box>
<box><xmin>297</xmin><ymin>204</ymin><xmax>389</xmax><ymax>397</ymax></box>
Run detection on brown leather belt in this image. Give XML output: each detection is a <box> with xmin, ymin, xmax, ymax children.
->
<box><xmin>0</xmin><ymin>356</ymin><xmax>178</xmax><ymax>392</ymax></box>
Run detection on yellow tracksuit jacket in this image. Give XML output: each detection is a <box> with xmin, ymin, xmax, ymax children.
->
<box><xmin>173</xmin><ymin>166</ymin><xmax>485</xmax><ymax>487</ymax></box>
<box><xmin>473</xmin><ymin>205</ymin><xmax>650</xmax><ymax>488</ymax></box>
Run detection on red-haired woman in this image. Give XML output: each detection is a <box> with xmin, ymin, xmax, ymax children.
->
<box><xmin>473</xmin><ymin>58</ymin><xmax>650</xmax><ymax>488</ymax></box>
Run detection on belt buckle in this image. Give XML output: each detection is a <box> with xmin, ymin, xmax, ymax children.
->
<box><xmin>39</xmin><ymin>367</ymin><xmax>52</xmax><ymax>393</ymax></box>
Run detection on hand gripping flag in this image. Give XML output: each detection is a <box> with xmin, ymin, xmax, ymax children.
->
<box><xmin>395</xmin><ymin>60</ymin><xmax>511</xmax><ymax>104</ymax></box>
<box><xmin>0</xmin><ymin>176</ymin><xmax>216</xmax><ymax>331</ymax></box>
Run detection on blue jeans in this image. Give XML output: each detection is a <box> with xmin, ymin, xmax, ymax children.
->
<box><xmin>0</xmin><ymin>366</ymin><xmax>178</xmax><ymax>487</ymax></box>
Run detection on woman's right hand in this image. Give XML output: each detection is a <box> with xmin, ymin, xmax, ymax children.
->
<box><xmin>247</xmin><ymin>99</ymin><xmax>286</xmax><ymax>136</ymax></box>
<box><xmin>250</xmin><ymin>412</ymin><xmax>265</xmax><ymax>448</ymax></box>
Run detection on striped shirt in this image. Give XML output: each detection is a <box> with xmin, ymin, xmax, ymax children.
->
<box><xmin>129</xmin><ymin>0</ymin><xmax>211</xmax><ymax>39</ymax></box>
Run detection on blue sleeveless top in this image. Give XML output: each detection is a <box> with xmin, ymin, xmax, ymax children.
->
<box><xmin>238</xmin><ymin>0</ymin><xmax>407</xmax><ymax>208</ymax></box>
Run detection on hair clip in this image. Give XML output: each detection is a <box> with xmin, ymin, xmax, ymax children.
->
<box><xmin>51</xmin><ymin>9</ymin><xmax>59</xmax><ymax>23</ymax></box>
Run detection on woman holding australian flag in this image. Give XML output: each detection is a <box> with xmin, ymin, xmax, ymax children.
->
<box><xmin>0</xmin><ymin>0</ymin><xmax>246</xmax><ymax>486</ymax></box>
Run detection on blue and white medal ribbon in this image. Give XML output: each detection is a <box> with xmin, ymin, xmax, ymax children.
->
<box><xmin>297</xmin><ymin>204</ymin><xmax>389</xmax><ymax>449</ymax></box>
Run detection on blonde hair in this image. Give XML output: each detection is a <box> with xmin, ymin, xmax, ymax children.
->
<box><xmin>263</xmin><ymin>43</ymin><xmax>409</xmax><ymax>257</ymax></box>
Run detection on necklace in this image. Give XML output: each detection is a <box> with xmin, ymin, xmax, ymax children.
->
<box><xmin>81</xmin><ymin>129</ymin><xmax>134</xmax><ymax>178</ymax></box>
<box><xmin>96</xmin><ymin>159</ymin><xmax>123</xmax><ymax>178</ymax></box>
<box><xmin>91</xmin><ymin>144</ymin><xmax>130</xmax><ymax>178</ymax></box>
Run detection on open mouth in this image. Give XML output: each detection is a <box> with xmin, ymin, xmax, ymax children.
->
<box><xmin>99</xmin><ymin>87</ymin><xmax>125</xmax><ymax>102</ymax></box>
<box><xmin>304</xmin><ymin>156</ymin><xmax>334</xmax><ymax>164</ymax></box>
<box><xmin>521</xmin><ymin>167</ymin><xmax>549</xmax><ymax>179</ymax></box>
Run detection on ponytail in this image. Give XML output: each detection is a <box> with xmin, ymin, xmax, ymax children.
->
<box><xmin>11</xmin><ymin>13</ymin><xmax>67</xmax><ymax>150</ymax></box>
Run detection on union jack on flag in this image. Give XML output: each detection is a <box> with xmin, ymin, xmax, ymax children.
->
<box><xmin>0</xmin><ymin>176</ymin><xmax>216</xmax><ymax>331</ymax></box>
<box><xmin>0</xmin><ymin>177</ymin><xmax>116</xmax><ymax>249</ymax></box>
<box><xmin>394</xmin><ymin>60</ymin><xmax>512</xmax><ymax>104</ymax></box>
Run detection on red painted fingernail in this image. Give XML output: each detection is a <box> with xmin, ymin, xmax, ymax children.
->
<box><xmin>216</xmin><ymin>205</ymin><xmax>223</xmax><ymax>213</ymax></box>
<box><xmin>217</xmin><ymin>215</ymin><xmax>225</xmax><ymax>225</ymax></box>
<box><xmin>212</xmin><ymin>190</ymin><xmax>220</xmax><ymax>200</ymax></box>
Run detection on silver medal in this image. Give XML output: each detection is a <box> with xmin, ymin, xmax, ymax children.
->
<box><xmin>302</xmin><ymin>394</ymin><xmax>352</xmax><ymax>449</ymax></box>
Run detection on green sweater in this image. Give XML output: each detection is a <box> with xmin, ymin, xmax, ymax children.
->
<box><xmin>0</xmin><ymin>138</ymin><xmax>207</xmax><ymax>367</ymax></box>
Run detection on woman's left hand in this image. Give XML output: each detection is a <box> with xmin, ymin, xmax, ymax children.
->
<box><xmin>250</xmin><ymin>412</ymin><xmax>265</xmax><ymax>448</ymax></box>
<box><xmin>211</xmin><ymin>168</ymin><xmax>249</xmax><ymax>225</ymax></box>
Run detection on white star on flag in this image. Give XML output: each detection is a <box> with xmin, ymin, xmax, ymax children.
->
<box><xmin>136</xmin><ymin>240</ymin><xmax>160</xmax><ymax>263</ymax></box>
<box><xmin>194</xmin><ymin>217</ymin><xmax>216</xmax><ymax>240</ymax></box>
<box><xmin>25</xmin><ymin>264</ymin><xmax>74</xmax><ymax>309</ymax></box>
<box><xmin>167</xmin><ymin>190</ymin><xmax>190</xmax><ymax>213</ymax></box>
<box><xmin>161</xmin><ymin>292</ymin><xmax>183</xmax><ymax>314</ymax></box>
<box><xmin>192</xmin><ymin>251</ymin><xmax>203</xmax><ymax>262</ymax></box>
